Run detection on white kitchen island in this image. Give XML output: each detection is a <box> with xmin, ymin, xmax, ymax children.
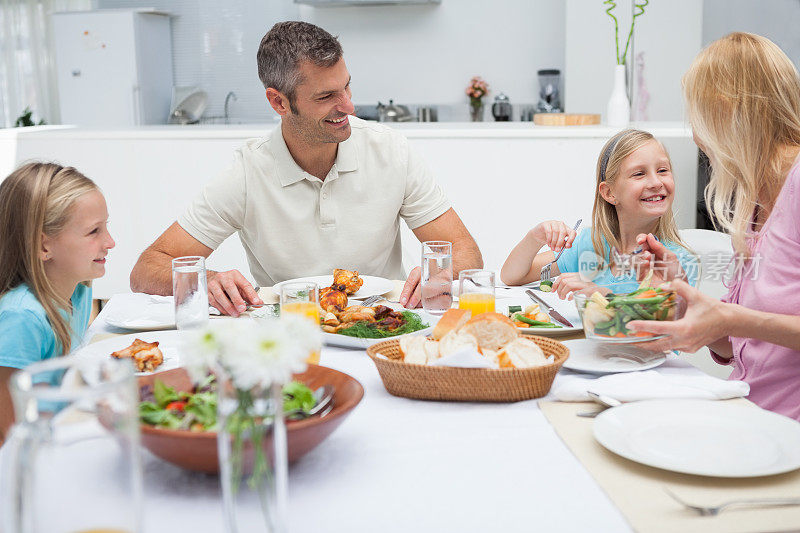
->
<box><xmin>0</xmin><ymin>122</ymin><xmax>698</xmax><ymax>299</ymax></box>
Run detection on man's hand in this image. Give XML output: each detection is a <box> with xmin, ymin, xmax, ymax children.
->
<box><xmin>627</xmin><ymin>279</ymin><xmax>728</xmax><ymax>353</ymax></box>
<box><xmin>552</xmin><ymin>272</ymin><xmax>608</xmax><ymax>301</ymax></box>
<box><xmin>399</xmin><ymin>266</ymin><xmax>422</xmax><ymax>309</ymax></box>
<box><xmin>207</xmin><ymin>269</ymin><xmax>263</xmax><ymax>317</ymax></box>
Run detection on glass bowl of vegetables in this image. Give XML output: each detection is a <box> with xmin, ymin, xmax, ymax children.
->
<box><xmin>574</xmin><ymin>286</ymin><xmax>682</xmax><ymax>343</ymax></box>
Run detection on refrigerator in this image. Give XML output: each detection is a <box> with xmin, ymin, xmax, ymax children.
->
<box><xmin>52</xmin><ymin>9</ymin><xmax>173</xmax><ymax>127</ymax></box>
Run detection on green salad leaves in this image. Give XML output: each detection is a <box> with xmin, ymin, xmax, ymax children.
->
<box><xmin>139</xmin><ymin>376</ymin><xmax>316</xmax><ymax>431</ymax></box>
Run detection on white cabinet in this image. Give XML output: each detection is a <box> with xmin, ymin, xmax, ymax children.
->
<box><xmin>52</xmin><ymin>9</ymin><xmax>173</xmax><ymax>127</ymax></box>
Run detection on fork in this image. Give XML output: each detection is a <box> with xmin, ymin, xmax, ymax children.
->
<box><xmin>664</xmin><ymin>487</ymin><xmax>800</xmax><ymax>516</ymax></box>
<box><xmin>361</xmin><ymin>294</ymin><xmax>384</xmax><ymax>307</ymax></box>
<box><xmin>540</xmin><ymin>219</ymin><xmax>582</xmax><ymax>282</ymax></box>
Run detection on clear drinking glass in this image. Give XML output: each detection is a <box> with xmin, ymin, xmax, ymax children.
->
<box><xmin>421</xmin><ymin>241</ymin><xmax>453</xmax><ymax>315</ymax></box>
<box><xmin>172</xmin><ymin>255</ymin><xmax>209</xmax><ymax>330</ymax></box>
<box><xmin>458</xmin><ymin>269</ymin><xmax>495</xmax><ymax>316</ymax></box>
<box><xmin>1</xmin><ymin>355</ymin><xmax>142</xmax><ymax>533</ymax></box>
<box><xmin>280</xmin><ymin>282</ymin><xmax>321</xmax><ymax>365</ymax></box>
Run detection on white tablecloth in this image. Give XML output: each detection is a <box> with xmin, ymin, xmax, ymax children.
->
<box><xmin>5</xmin><ymin>292</ymin><xmax>717</xmax><ymax>533</ymax></box>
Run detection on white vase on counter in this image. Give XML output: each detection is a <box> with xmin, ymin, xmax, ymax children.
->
<box><xmin>606</xmin><ymin>64</ymin><xmax>630</xmax><ymax>127</ymax></box>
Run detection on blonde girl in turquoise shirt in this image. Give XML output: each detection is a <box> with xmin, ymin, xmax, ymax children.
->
<box><xmin>501</xmin><ymin>129</ymin><xmax>697</xmax><ymax>297</ymax></box>
<box><xmin>0</xmin><ymin>162</ymin><xmax>115</xmax><ymax>440</ymax></box>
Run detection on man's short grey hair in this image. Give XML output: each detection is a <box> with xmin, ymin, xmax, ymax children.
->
<box><xmin>257</xmin><ymin>21</ymin><xmax>343</xmax><ymax>107</ymax></box>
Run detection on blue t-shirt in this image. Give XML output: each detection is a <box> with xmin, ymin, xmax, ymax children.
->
<box><xmin>555</xmin><ymin>229</ymin><xmax>699</xmax><ymax>293</ymax></box>
<box><xmin>0</xmin><ymin>283</ymin><xmax>92</xmax><ymax>369</ymax></box>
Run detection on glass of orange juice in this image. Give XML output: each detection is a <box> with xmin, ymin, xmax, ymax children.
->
<box><xmin>458</xmin><ymin>269</ymin><xmax>495</xmax><ymax>315</ymax></box>
<box><xmin>280</xmin><ymin>282</ymin><xmax>321</xmax><ymax>365</ymax></box>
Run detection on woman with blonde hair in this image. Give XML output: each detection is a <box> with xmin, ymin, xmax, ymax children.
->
<box><xmin>629</xmin><ymin>32</ymin><xmax>800</xmax><ymax>420</ymax></box>
<box><xmin>0</xmin><ymin>162</ymin><xmax>115</xmax><ymax>438</ymax></box>
<box><xmin>502</xmin><ymin>128</ymin><xmax>697</xmax><ymax>297</ymax></box>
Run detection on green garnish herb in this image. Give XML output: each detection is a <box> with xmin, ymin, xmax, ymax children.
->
<box><xmin>336</xmin><ymin>311</ymin><xmax>428</xmax><ymax>338</ymax></box>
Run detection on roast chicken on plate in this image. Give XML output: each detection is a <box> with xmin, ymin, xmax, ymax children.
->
<box><xmin>333</xmin><ymin>268</ymin><xmax>364</xmax><ymax>295</ymax></box>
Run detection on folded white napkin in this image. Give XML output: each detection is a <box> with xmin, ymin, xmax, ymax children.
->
<box><xmin>430</xmin><ymin>348</ymin><xmax>498</xmax><ymax>369</ymax></box>
<box><xmin>149</xmin><ymin>294</ymin><xmax>220</xmax><ymax>315</ymax></box>
<box><xmin>553</xmin><ymin>370</ymin><xmax>750</xmax><ymax>402</ymax></box>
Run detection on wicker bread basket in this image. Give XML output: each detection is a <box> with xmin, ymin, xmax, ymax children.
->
<box><xmin>366</xmin><ymin>336</ymin><xmax>569</xmax><ymax>402</ymax></box>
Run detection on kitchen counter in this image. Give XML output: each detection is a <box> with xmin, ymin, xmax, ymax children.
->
<box><xmin>2</xmin><ymin>121</ymin><xmax>691</xmax><ymax>139</ymax></box>
<box><xmin>2</xmin><ymin>122</ymin><xmax>698</xmax><ymax>298</ymax></box>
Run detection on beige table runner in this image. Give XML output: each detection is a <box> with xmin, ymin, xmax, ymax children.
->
<box><xmin>539</xmin><ymin>400</ymin><xmax>800</xmax><ymax>533</ymax></box>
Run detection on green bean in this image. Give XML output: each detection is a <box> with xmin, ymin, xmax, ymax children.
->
<box><xmin>633</xmin><ymin>304</ymin><xmax>654</xmax><ymax>320</ymax></box>
<box><xmin>609</xmin><ymin>295</ymin><xmax>668</xmax><ymax>307</ymax></box>
<box><xmin>513</xmin><ymin>314</ymin><xmax>561</xmax><ymax>328</ymax></box>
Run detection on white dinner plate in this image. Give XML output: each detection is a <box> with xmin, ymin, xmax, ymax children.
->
<box><xmin>273</xmin><ymin>275</ymin><xmax>395</xmax><ymax>300</ymax></box>
<box><xmin>497</xmin><ymin>297</ymin><xmax>583</xmax><ymax>337</ymax></box>
<box><xmin>323</xmin><ymin>310</ymin><xmax>439</xmax><ymax>349</ymax></box>
<box><xmin>73</xmin><ymin>330</ymin><xmax>184</xmax><ymax>376</ymax></box>
<box><xmin>594</xmin><ymin>400</ymin><xmax>800</xmax><ymax>477</ymax></box>
<box><xmin>561</xmin><ymin>339</ymin><xmax>666</xmax><ymax>374</ymax></box>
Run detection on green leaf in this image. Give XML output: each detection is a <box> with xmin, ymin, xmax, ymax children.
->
<box><xmin>153</xmin><ymin>379</ymin><xmax>179</xmax><ymax>408</ymax></box>
<box><xmin>283</xmin><ymin>381</ymin><xmax>315</xmax><ymax>413</ymax></box>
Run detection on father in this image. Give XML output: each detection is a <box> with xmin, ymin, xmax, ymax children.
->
<box><xmin>130</xmin><ymin>21</ymin><xmax>482</xmax><ymax>315</ymax></box>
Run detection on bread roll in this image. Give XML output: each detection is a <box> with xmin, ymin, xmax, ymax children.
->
<box><xmin>460</xmin><ymin>313</ymin><xmax>519</xmax><ymax>352</ymax></box>
<box><xmin>431</xmin><ymin>308</ymin><xmax>472</xmax><ymax>340</ymax></box>
<box><xmin>481</xmin><ymin>348</ymin><xmax>500</xmax><ymax>366</ymax></box>
<box><xmin>438</xmin><ymin>331</ymin><xmax>480</xmax><ymax>358</ymax></box>
<box><xmin>423</xmin><ymin>339</ymin><xmax>441</xmax><ymax>362</ymax></box>
<box><xmin>399</xmin><ymin>336</ymin><xmax>429</xmax><ymax>365</ymax></box>
<box><xmin>497</xmin><ymin>337</ymin><xmax>549</xmax><ymax>368</ymax></box>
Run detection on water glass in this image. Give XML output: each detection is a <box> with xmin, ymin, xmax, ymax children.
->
<box><xmin>172</xmin><ymin>256</ymin><xmax>209</xmax><ymax>330</ymax></box>
<box><xmin>458</xmin><ymin>269</ymin><xmax>496</xmax><ymax>316</ymax></box>
<box><xmin>421</xmin><ymin>241</ymin><xmax>453</xmax><ymax>315</ymax></box>
<box><xmin>1</xmin><ymin>355</ymin><xmax>142</xmax><ymax>533</ymax></box>
<box><xmin>280</xmin><ymin>282</ymin><xmax>321</xmax><ymax>365</ymax></box>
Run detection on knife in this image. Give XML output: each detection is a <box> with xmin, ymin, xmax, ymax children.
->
<box><xmin>525</xmin><ymin>289</ymin><xmax>574</xmax><ymax>328</ymax></box>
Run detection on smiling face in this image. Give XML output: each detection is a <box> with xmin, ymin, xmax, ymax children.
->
<box><xmin>602</xmin><ymin>139</ymin><xmax>675</xmax><ymax>223</ymax></box>
<box><xmin>278</xmin><ymin>58</ymin><xmax>355</xmax><ymax>146</ymax></box>
<box><xmin>41</xmin><ymin>190</ymin><xmax>115</xmax><ymax>295</ymax></box>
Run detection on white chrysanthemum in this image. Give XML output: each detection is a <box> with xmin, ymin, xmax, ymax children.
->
<box><xmin>185</xmin><ymin>316</ymin><xmax>320</xmax><ymax>389</ymax></box>
<box><xmin>182</xmin><ymin>322</ymin><xmax>226</xmax><ymax>383</ymax></box>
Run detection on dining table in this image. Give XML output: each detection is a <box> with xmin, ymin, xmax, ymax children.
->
<box><xmin>3</xmin><ymin>287</ymin><xmax>800</xmax><ymax>533</ymax></box>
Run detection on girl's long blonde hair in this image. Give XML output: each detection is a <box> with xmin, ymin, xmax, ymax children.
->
<box><xmin>0</xmin><ymin>162</ymin><xmax>98</xmax><ymax>354</ymax></box>
<box><xmin>683</xmin><ymin>32</ymin><xmax>800</xmax><ymax>256</ymax></box>
<box><xmin>591</xmin><ymin>129</ymin><xmax>687</xmax><ymax>259</ymax></box>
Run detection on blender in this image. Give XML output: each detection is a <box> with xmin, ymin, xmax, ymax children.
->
<box><xmin>536</xmin><ymin>69</ymin><xmax>562</xmax><ymax>113</ymax></box>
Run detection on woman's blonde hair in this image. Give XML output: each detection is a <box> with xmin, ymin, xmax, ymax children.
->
<box><xmin>591</xmin><ymin>129</ymin><xmax>687</xmax><ymax>259</ymax></box>
<box><xmin>683</xmin><ymin>32</ymin><xmax>800</xmax><ymax>256</ymax></box>
<box><xmin>0</xmin><ymin>162</ymin><xmax>98</xmax><ymax>354</ymax></box>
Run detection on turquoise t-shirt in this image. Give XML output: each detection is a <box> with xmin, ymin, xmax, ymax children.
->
<box><xmin>0</xmin><ymin>283</ymin><xmax>92</xmax><ymax>369</ymax></box>
<box><xmin>555</xmin><ymin>228</ymin><xmax>699</xmax><ymax>293</ymax></box>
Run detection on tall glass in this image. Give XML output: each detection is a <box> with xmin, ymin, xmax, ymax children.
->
<box><xmin>172</xmin><ymin>256</ymin><xmax>209</xmax><ymax>330</ymax></box>
<box><xmin>421</xmin><ymin>241</ymin><xmax>453</xmax><ymax>315</ymax></box>
<box><xmin>1</xmin><ymin>355</ymin><xmax>142</xmax><ymax>533</ymax></box>
<box><xmin>458</xmin><ymin>269</ymin><xmax>496</xmax><ymax>316</ymax></box>
<box><xmin>280</xmin><ymin>282</ymin><xmax>321</xmax><ymax>365</ymax></box>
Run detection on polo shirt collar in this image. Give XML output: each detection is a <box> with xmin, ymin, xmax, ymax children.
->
<box><xmin>272</xmin><ymin>123</ymin><xmax>359</xmax><ymax>187</ymax></box>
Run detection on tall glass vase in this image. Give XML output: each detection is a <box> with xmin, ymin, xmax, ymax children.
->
<box><xmin>469</xmin><ymin>103</ymin><xmax>484</xmax><ymax>122</ymax></box>
<box><xmin>606</xmin><ymin>64</ymin><xmax>630</xmax><ymax>127</ymax></box>
<box><xmin>217</xmin><ymin>373</ymin><xmax>288</xmax><ymax>533</ymax></box>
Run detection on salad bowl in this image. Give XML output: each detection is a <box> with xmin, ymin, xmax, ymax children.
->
<box><xmin>135</xmin><ymin>364</ymin><xmax>363</xmax><ymax>473</ymax></box>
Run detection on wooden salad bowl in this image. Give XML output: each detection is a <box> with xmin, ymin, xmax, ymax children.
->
<box><xmin>136</xmin><ymin>364</ymin><xmax>364</xmax><ymax>473</ymax></box>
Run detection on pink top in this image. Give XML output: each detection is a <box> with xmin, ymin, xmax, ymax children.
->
<box><xmin>713</xmin><ymin>160</ymin><xmax>800</xmax><ymax>421</ymax></box>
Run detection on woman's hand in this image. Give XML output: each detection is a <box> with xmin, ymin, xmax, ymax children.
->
<box><xmin>531</xmin><ymin>220</ymin><xmax>578</xmax><ymax>252</ymax></box>
<box><xmin>552</xmin><ymin>272</ymin><xmax>609</xmax><ymax>300</ymax></box>
<box><xmin>627</xmin><ymin>279</ymin><xmax>729</xmax><ymax>352</ymax></box>
<box><xmin>633</xmin><ymin>233</ymin><xmax>685</xmax><ymax>285</ymax></box>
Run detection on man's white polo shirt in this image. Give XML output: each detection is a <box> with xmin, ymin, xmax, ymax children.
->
<box><xmin>177</xmin><ymin>116</ymin><xmax>451</xmax><ymax>286</ymax></box>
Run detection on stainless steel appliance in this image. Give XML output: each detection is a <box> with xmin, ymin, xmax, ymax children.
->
<box><xmin>377</xmin><ymin>100</ymin><xmax>413</xmax><ymax>122</ymax></box>
<box><xmin>536</xmin><ymin>69</ymin><xmax>562</xmax><ymax>113</ymax></box>
<box><xmin>491</xmin><ymin>93</ymin><xmax>512</xmax><ymax>121</ymax></box>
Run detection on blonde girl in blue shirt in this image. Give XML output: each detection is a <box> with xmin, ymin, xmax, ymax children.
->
<box><xmin>501</xmin><ymin>129</ymin><xmax>697</xmax><ymax>297</ymax></box>
<box><xmin>0</xmin><ymin>162</ymin><xmax>115</xmax><ymax>439</ymax></box>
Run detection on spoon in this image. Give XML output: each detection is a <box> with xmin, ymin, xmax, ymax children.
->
<box><xmin>576</xmin><ymin>391</ymin><xmax>623</xmax><ymax>418</ymax></box>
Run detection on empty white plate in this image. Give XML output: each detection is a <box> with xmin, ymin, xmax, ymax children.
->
<box><xmin>561</xmin><ymin>339</ymin><xmax>666</xmax><ymax>374</ymax></box>
<box><xmin>594</xmin><ymin>400</ymin><xmax>800</xmax><ymax>477</ymax></box>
